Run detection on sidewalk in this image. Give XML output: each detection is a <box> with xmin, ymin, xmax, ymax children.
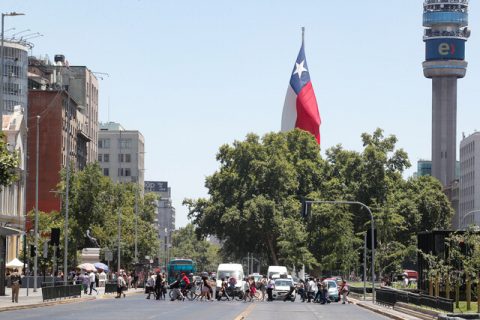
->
<box><xmin>349</xmin><ymin>297</ymin><xmax>424</xmax><ymax>320</ymax></box>
<box><xmin>0</xmin><ymin>286</ymin><xmax>144</xmax><ymax>312</ymax></box>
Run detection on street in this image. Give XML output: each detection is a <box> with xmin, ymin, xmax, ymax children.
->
<box><xmin>2</xmin><ymin>293</ymin><xmax>390</xmax><ymax>320</ymax></box>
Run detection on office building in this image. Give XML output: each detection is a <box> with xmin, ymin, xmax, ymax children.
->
<box><xmin>144</xmin><ymin>181</ymin><xmax>175</xmax><ymax>241</ymax></box>
<box><xmin>98</xmin><ymin>122</ymin><xmax>145</xmax><ymax>189</ymax></box>
<box><xmin>1</xmin><ymin>41</ymin><xmax>28</xmax><ymax>115</ymax></box>
<box><xmin>459</xmin><ymin>132</ymin><xmax>480</xmax><ymax>229</ymax></box>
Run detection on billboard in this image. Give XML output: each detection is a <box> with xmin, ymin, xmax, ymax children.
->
<box><xmin>426</xmin><ymin>38</ymin><xmax>465</xmax><ymax>61</ymax></box>
<box><xmin>145</xmin><ymin>181</ymin><xmax>168</xmax><ymax>193</ymax></box>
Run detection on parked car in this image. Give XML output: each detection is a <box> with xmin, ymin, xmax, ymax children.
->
<box><xmin>324</xmin><ymin>279</ymin><xmax>340</xmax><ymax>302</ymax></box>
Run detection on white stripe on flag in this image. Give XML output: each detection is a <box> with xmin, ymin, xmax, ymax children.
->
<box><xmin>281</xmin><ymin>85</ymin><xmax>297</xmax><ymax>132</ymax></box>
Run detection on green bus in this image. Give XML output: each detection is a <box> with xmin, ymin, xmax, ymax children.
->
<box><xmin>167</xmin><ymin>259</ymin><xmax>196</xmax><ymax>284</ymax></box>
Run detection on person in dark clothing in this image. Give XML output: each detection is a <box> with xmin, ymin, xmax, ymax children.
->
<box><xmin>155</xmin><ymin>272</ymin><xmax>162</xmax><ymax>300</ymax></box>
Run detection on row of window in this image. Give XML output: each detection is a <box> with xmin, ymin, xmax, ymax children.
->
<box><xmin>461</xmin><ymin>156</ymin><xmax>475</xmax><ymax>170</ymax></box>
<box><xmin>461</xmin><ymin>141</ymin><xmax>475</xmax><ymax>156</ymax></box>
<box><xmin>98</xmin><ymin>138</ymin><xmax>133</xmax><ymax>149</ymax></box>
<box><xmin>98</xmin><ymin>153</ymin><xmax>132</xmax><ymax>163</ymax></box>
<box><xmin>102</xmin><ymin>168</ymin><xmax>132</xmax><ymax>177</ymax></box>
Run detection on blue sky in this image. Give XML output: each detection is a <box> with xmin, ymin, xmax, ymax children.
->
<box><xmin>5</xmin><ymin>1</ymin><xmax>480</xmax><ymax>227</ymax></box>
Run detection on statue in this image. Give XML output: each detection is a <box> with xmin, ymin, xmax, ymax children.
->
<box><xmin>85</xmin><ymin>229</ymin><xmax>100</xmax><ymax>248</ymax></box>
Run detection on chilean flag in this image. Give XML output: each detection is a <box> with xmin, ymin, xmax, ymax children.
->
<box><xmin>281</xmin><ymin>40</ymin><xmax>321</xmax><ymax>145</ymax></box>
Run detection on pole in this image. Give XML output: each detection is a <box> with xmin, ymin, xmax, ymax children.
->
<box><xmin>117</xmin><ymin>130</ymin><xmax>122</xmax><ymax>274</ymax></box>
<box><xmin>64</xmin><ymin>91</ymin><xmax>71</xmax><ymax>285</ymax></box>
<box><xmin>363</xmin><ymin>232</ymin><xmax>367</xmax><ymax>301</ymax></box>
<box><xmin>0</xmin><ymin>14</ymin><xmax>5</xmax><ymax>130</ymax></box>
<box><xmin>33</xmin><ymin>115</ymin><xmax>39</xmax><ymax>292</ymax></box>
<box><xmin>134</xmin><ymin>185</ymin><xmax>138</xmax><ymax>263</ymax></box>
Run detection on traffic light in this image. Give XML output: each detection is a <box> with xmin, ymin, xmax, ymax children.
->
<box><xmin>301</xmin><ymin>199</ymin><xmax>312</xmax><ymax>218</ymax></box>
<box><xmin>366</xmin><ymin>228</ymin><xmax>377</xmax><ymax>250</ymax></box>
<box><xmin>51</xmin><ymin>228</ymin><xmax>60</xmax><ymax>246</ymax></box>
<box><xmin>30</xmin><ymin>245</ymin><xmax>36</xmax><ymax>257</ymax></box>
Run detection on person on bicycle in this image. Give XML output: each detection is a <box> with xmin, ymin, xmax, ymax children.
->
<box><xmin>228</xmin><ymin>276</ymin><xmax>237</xmax><ymax>289</ymax></box>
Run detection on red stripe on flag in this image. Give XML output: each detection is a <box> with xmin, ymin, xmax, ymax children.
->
<box><xmin>295</xmin><ymin>81</ymin><xmax>321</xmax><ymax>144</ymax></box>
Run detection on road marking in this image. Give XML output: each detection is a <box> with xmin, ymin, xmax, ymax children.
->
<box><xmin>233</xmin><ymin>302</ymin><xmax>256</xmax><ymax>320</ymax></box>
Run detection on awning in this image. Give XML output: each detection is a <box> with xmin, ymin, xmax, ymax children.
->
<box><xmin>0</xmin><ymin>226</ymin><xmax>23</xmax><ymax>236</ymax></box>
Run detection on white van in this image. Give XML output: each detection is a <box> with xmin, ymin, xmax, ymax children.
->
<box><xmin>216</xmin><ymin>263</ymin><xmax>244</xmax><ymax>291</ymax></box>
<box><xmin>267</xmin><ymin>266</ymin><xmax>288</xmax><ymax>279</ymax></box>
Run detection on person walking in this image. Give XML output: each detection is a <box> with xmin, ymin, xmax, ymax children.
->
<box><xmin>82</xmin><ymin>272</ymin><xmax>90</xmax><ymax>295</ymax></box>
<box><xmin>266</xmin><ymin>276</ymin><xmax>275</xmax><ymax>301</ymax></box>
<box><xmin>9</xmin><ymin>269</ymin><xmax>21</xmax><ymax>303</ymax></box>
<box><xmin>307</xmin><ymin>278</ymin><xmax>316</xmax><ymax>303</ymax></box>
<box><xmin>89</xmin><ymin>271</ymin><xmax>98</xmax><ymax>295</ymax></box>
<box><xmin>154</xmin><ymin>271</ymin><xmax>162</xmax><ymax>300</ymax></box>
<box><xmin>339</xmin><ymin>280</ymin><xmax>349</xmax><ymax>304</ymax></box>
<box><xmin>116</xmin><ymin>273</ymin><xmax>126</xmax><ymax>298</ymax></box>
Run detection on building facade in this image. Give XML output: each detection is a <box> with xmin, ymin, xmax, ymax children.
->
<box><xmin>98</xmin><ymin>122</ymin><xmax>145</xmax><ymax>189</ymax></box>
<box><xmin>1</xmin><ymin>41</ymin><xmax>28</xmax><ymax>115</ymax></box>
<box><xmin>0</xmin><ymin>106</ymin><xmax>26</xmax><ymax>262</ymax></box>
<box><xmin>26</xmin><ymin>90</ymin><xmax>82</xmax><ymax>213</ymax></box>
<box><xmin>28</xmin><ymin>55</ymin><xmax>98</xmax><ymax>163</ymax></box>
<box><xmin>459</xmin><ymin>132</ymin><xmax>480</xmax><ymax>229</ymax></box>
<box><xmin>144</xmin><ymin>181</ymin><xmax>175</xmax><ymax>236</ymax></box>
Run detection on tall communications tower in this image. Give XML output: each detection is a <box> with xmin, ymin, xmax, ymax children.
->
<box><xmin>422</xmin><ymin>0</ymin><xmax>470</xmax><ymax>187</ymax></box>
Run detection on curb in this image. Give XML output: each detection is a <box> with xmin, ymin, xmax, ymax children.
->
<box><xmin>349</xmin><ymin>298</ymin><xmax>417</xmax><ymax>320</ymax></box>
<box><xmin>0</xmin><ymin>296</ymin><xmax>96</xmax><ymax>313</ymax></box>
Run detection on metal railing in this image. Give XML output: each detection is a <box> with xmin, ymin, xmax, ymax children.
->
<box><xmin>375</xmin><ymin>287</ymin><xmax>454</xmax><ymax>313</ymax></box>
<box><xmin>42</xmin><ymin>284</ymin><xmax>82</xmax><ymax>301</ymax></box>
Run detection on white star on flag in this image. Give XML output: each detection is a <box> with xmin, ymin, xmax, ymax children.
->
<box><xmin>293</xmin><ymin>60</ymin><xmax>308</xmax><ymax>79</ymax></box>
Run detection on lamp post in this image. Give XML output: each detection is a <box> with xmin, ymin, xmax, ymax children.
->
<box><xmin>33</xmin><ymin>115</ymin><xmax>40</xmax><ymax>292</ymax></box>
<box><xmin>461</xmin><ymin>210</ymin><xmax>480</xmax><ymax>230</ymax></box>
<box><xmin>0</xmin><ymin>12</ymin><xmax>24</xmax><ymax>131</ymax></box>
<box><xmin>305</xmin><ymin>200</ymin><xmax>376</xmax><ymax>303</ymax></box>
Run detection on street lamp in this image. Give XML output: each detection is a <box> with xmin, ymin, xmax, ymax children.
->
<box><xmin>461</xmin><ymin>210</ymin><xmax>480</xmax><ymax>230</ymax></box>
<box><xmin>304</xmin><ymin>200</ymin><xmax>376</xmax><ymax>303</ymax></box>
<box><xmin>0</xmin><ymin>12</ymin><xmax>25</xmax><ymax>132</ymax></box>
<box><xmin>33</xmin><ymin>115</ymin><xmax>39</xmax><ymax>292</ymax></box>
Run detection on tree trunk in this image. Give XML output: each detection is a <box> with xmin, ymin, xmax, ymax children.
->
<box><xmin>455</xmin><ymin>279</ymin><xmax>460</xmax><ymax>308</ymax></box>
<box><xmin>445</xmin><ymin>274</ymin><xmax>450</xmax><ymax>299</ymax></box>
<box><xmin>435</xmin><ymin>273</ymin><xmax>440</xmax><ymax>297</ymax></box>
<box><xmin>428</xmin><ymin>277</ymin><xmax>433</xmax><ymax>296</ymax></box>
<box><xmin>466</xmin><ymin>274</ymin><xmax>471</xmax><ymax>311</ymax></box>
<box><xmin>266</xmin><ymin>235</ymin><xmax>278</xmax><ymax>265</ymax></box>
<box><xmin>477</xmin><ymin>273</ymin><xmax>480</xmax><ymax>313</ymax></box>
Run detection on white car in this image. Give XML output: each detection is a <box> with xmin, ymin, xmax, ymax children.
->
<box><xmin>272</xmin><ymin>278</ymin><xmax>295</xmax><ymax>301</ymax></box>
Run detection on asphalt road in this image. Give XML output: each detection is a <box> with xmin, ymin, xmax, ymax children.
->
<box><xmin>3</xmin><ymin>293</ymin><xmax>389</xmax><ymax>320</ymax></box>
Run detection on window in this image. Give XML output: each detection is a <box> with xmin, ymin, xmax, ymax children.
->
<box><xmin>119</xmin><ymin>138</ymin><xmax>132</xmax><ymax>149</ymax></box>
<box><xmin>125</xmin><ymin>168</ymin><xmax>131</xmax><ymax>177</ymax></box>
<box><xmin>125</xmin><ymin>154</ymin><xmax>131</xmax><ymax>163</ymax></box>
<box><xmin>104</xmin><ymin>154</ymin><xmax>109</xmax><ymax>163</ymax></box>
<box><xmin>98</xmin><ymin>138</ymin><xmax>110</xmax><ymax>149</ymax></box>
<box><xmin>103</xmin><ymin>168</ymin><xmax>109</xmax><ymax>176</ymax></box>
<box><xmin>118</xmin><ymin>168</ymin><xmax>124</xmax><ymax>177</ymax></box>
<box><xmin>98</xmin><ymin>154</ymin><xmax>102</xmax><ymax>162</ymax></box>
<box><xmin>118</xmin><ymin>154</ymin><xmax>124</xmax><ymax>162</ymax></box>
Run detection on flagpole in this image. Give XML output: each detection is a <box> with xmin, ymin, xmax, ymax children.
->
<box><xmin>302</xmin><ymin>27</ymin><xmax>305</xmax><ymax>45</ymax></box>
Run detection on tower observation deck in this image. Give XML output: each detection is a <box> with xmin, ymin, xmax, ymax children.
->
<box><xmin>422</xmin><ymin>0</ymin><xmax>470</xmax><ymax>187</ymax></box>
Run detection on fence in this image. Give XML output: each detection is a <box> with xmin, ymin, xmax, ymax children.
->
<box><xmin>42</xmin><ymin>284</ymin><xmax>82</xmax><ymax>302</ymax></box>
<box><xmin>376</xmin><ymin>287</ymin><xmax>454</xmax><ymax>313</ymax></box>
<box><xmin>349</xmin><ymin>286</ymin><xmax>373</xmax><ymax>294</ymax></box>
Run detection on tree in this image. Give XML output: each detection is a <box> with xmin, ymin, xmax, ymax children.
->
<box><xmin>185</xmin><ymin>129</ymin><xmax>323</xmax><ymax>268</ymax></box>
<box><xmin>169</xmin><ymin>224</ymin><xmax>221</xmax><ymax>272</ymax></box>
<box><xmin>0</xmin><ymin>132</ymin><xmax>19</xmax><ymax>186</ymax></box>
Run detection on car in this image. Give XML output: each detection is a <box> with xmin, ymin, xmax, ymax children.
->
<box><xmin>272</xmin><ymin>278</ymin><xmax>296</xmax><ymax>301</ymax></box>
<box><xmin>325</xmin><ymin>279</ymin><xmax>339</xmax><ymax>302</ymax></box>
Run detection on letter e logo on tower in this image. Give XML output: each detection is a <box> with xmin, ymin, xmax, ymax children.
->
<box><xmin>438</xmin><ymin>43</ymin><xmax>450</xmax><ymax>56</ymax></box>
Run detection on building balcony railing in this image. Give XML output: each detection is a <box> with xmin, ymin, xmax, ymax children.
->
<box><xmin>423</xmin><ymin>28</ymin><xmax>470</xmax><ymax>39</ymax></box>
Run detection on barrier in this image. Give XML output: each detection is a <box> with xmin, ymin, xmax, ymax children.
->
<box><xmin>42</xmin><ymin>284</ymin><xmax>82</xmax><ymax>301</ymax></box>
<box><xmin>375</xmin><ymin>287</ymin><xmax>454</xmax><ymax>313</ymax></box>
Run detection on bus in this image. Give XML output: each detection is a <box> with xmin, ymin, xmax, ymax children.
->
<box><xmin>167</xmin><ymin>259</ymin><xmax>197</xmax><ymax>284</ymax></box>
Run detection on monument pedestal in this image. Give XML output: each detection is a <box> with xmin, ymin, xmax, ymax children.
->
<box><xmin>81</xmin><ymin>248</ymin><xmax>100</xmax><ymax>264</ymax></box>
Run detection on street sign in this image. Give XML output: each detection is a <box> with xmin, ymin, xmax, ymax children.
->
<box><xmin>104</xmin><ymin>249</ymin><xmax>113</xmax><ymax>262</ymax></box>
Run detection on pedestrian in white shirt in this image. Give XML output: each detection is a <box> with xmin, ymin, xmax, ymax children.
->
<box><xmin>89</xmin><ymin>271</ymin><xmax>98</xmax><ymax>295</ymax></box>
